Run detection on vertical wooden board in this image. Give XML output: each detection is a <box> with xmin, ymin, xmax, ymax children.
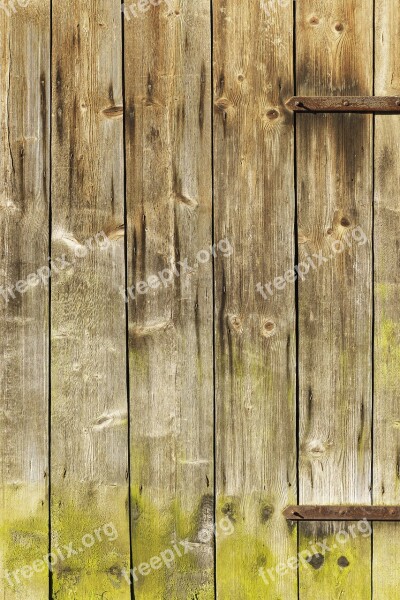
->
<box><xmin>0</xmin><ymin>2</ymin><xmax>50</xmax><ymax>599</ymax></box>
<box><xmin>124</xmin><ymin>2</ymin><xmax>214</xmax><ymax>598</ymax></box>
<box><xmin>296</xmin><ymin>1</ymin><xmax>373</xmax><ymax>597</ymax></box>
<box><xmin>373</xmin><ymin>1</ymin><xmax>400</xmax><ymax>596</ymax></box>
<box><xmin>213</xmin><ymin>1</ymin><xmax>297</xmax><ymax>598</ymax></box>
<box><xmin>51</xmin><ymin>1</ymin><xmax>130</xmax><ymax>598</ymax></box>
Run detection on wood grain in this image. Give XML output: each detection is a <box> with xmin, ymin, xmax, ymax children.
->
<box><xmin>0</xmin><ymin>2</ymin><xmax>50</xmax><ymax>599</ymax></box>
<box><xmin>213</xmin><ymin>1</ymin><xmax>297</xmax><ymax>598</ymax></box>
<box><xmin>286</xmin><ymin>96</ymin><xmax>400</xmax><ymax>113</ymax></box>
<box><xmin>373</xmin><ymin>0</ymin><xmax>400</xmax><ymax>596</ymax></box>
<box><xmin>124</xmin><ymin>2</ymin><xmax>214</xmax><ymax>598</ymax></box>
<box><xmin>296</xmin><ymin>0</ymin><xmax>373</xmax><ymax>597</ymax></box>
<box><xmin>3</xmin><ymin>2</ymin><xmax>400</xmax><ymax>598</ymax></box>
<box><xmin>50</xmin><ymin>1</ymin><xmax>130</xmax><ymax>597</ymax></box>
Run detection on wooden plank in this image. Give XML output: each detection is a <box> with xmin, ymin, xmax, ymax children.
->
<box><xmin>284</xmin><ymin>506</ymin><xmax>400</xmax><ymax>521</ymax></box>
<box><xmin>296</xmin><ymin>0</ymin><xmax>373</xmax><ymax>597</ymax></box>
<box><xmin>0</xmin><ymin>3</ymin><xmax>50</xmax><ymax>599</ymax></box>
<box><xmin>286</xmin><ymin>96</ymin><xmax>400</xmax><ymax>113</ymax></box>
<box><xmin>124</xmin><ymin>2</ymin><xmax>214</xmax><ymax>598</ymax></box>
<box><xmin>50</xmin><ymin>2</ymin><xmax>131</xmax><ymax>598</ymax></box>
<box><xmin>213</xmin><ymin>1</ymin><xmax>297</xmax><ymax>598</ymax></box>
<box><xmin>373</xmin><ymin>0</ymin><xmax>400</xmax><ymax>596</ymax></box>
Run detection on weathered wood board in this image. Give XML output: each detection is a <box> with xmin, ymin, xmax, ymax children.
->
<box><xmin>213</xmin><ymin>1</ymin><xmax>297</xmax><ymax>598</ymax></box>
<box><xmin>0</xmin><ymin>2</ymin><xmax>50</xmax><ymax>599</ymax></box>
<box><xmin>373</xmin><ymin>0</ymin><xmax>400</xmax><ymax>596</ymax></box>
<box><xmin>124</xmin><ymin>2</ymin><xmax>214</xmax><ymax>598</ymax></box>
<box><xmin>50</xmin><ymin>1</ymin><xmax>130</xmax><ymax>597</ymax></box>
<box><xmin>296</xmin><ymin>0</ymin><xmax>373</xmax><ymax>597</ymax></box>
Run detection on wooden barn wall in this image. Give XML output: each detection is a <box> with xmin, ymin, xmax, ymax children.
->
<box><xmin>0</xmin><ymin>1</ymin><xmax>398</xmax><ymax>599</ymax></box>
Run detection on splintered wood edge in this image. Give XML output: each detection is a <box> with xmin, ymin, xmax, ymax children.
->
<box><xmin>284</xmin><ymin>505</ymin><xmax>400</xmax><ymax>521</ymax></box>
<box><xmin>286</xmin><ymin>96</ymin><xmax>400</xmax><ymax>113</ymax></box>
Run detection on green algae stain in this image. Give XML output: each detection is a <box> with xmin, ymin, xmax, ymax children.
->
<box><xmin>51</xmin><ymin>485</ymin><xmax>131</xmax><ymax>599</ymax></box>
<box><xmin>217</xmin><ymin>531</ymin><xmax>275</xmax><ymax>600</ymax></box>
<box><xmin>216</xmin><ymin>496</ymin><xmax>296</xmax><ymax>600</ymax></box>
<box><xmin>377</xmin><ymin>282</ymin><xmax>390</xmax><ymax>302</ymax></box>
<box><xmin>377</xmin><ymin>318</ymin><xmax>400</xmax><ymax>390</ymax></box>
<box><xmin>0</xmin><ymin>485</ymin><xmax>48</xmax><ymax>597</ymax></box>
<box><xmin>299</xmin><ymin>523</ymin><xmax>371</xmax><ymax>599</ymax></box>
<box><xmin>130</xmin><ymin>487</ymin><xmax>214</xmax><ymax>600</ymax></box>
<box><xmin>2</xmin><ymin>513</ymin><xmax>48</xmax><ymax>574</ymax></box>
<box><xmin>1</xmin><ymin>515</ymin><xmax>48</xmax><ymax>596</ymax></box>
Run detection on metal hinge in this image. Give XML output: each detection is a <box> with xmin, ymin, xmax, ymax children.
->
<box><xmin>286</xmin><ymin>96</ymin><xmax>400</xmax><ymax>113</ymax></box>
<box><xmin>284</xmin><ymin>505</ymin><xmax>400</xmax><ymax>521</ymax></box>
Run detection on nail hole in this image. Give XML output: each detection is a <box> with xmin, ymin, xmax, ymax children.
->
<box><xmin>335</xmin><ymin>22</ymin><xmax>344</xmax><ymax>31</ymax></box>
<box><xmin>337</xmin><ymin>556</ymin><xmax>350</xmax><ymax>568</ymax></box>
<box><xmin>341</xmin><ymin>217</ymin><xmax>351</xmax><ymax>227</ymax></box>
<box><xmin>308</xmin><ymin>554</ymin><xmax>324</xmax><ymax>570</ymax></box>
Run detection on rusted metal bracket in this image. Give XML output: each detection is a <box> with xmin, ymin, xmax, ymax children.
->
<box><xmin>286</xmin><ymin>96</ymin><xmax>400</xmax><ymax>113</ymax></box>
<box><xmin>284</xmin><ymin>505</ymin><xmax>400</xmax><ymax>521</ymax></box>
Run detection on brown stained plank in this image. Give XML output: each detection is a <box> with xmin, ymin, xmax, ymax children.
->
<box><xmin>213</xmin><ymin>1</ymin><xmax>297</xmax><ymax>598</ymax></box>
<box><xmin>287</xmin><ymin>96</ymin><xmax>400</xmax><ymax>112</ymax></box>
<box><xmin>373</xmin><ymin>0</ymin><xmax>400</xmax><ymax>596</ymax></box>
<box><xmin>124</xmin><ymin>2</ymin><xmax>214</xmax><ymax>598</ymax></box>
<box><xmin>0</xmin><ymin>4</ymin><xmax>50</xmax><ymax>599</ymax></box>
<box><xmin>284</xmin><ymin>506</ymin><xmax>400</xmax><ymax>521</ymax></box>
<box><xmin>296</xmin><ymin>0</ymin><xmax>373</xmax><ymax>597</ymax></box>
<box><xmin>51</xmin><ymin>2</ymin><xmax>130</xmax><ymax>597</ymax></box>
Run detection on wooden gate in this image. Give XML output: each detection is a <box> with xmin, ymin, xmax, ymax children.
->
<box><xmin>0</xmin><ymin>0</ymin><xmax>399</xmax><ymax>598</ymax></box>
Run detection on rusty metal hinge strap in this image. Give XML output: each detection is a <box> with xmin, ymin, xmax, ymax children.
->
<box><xmin>286</xmin><ymin>96</ymin><xmax>400</xmax><ymax>113</ymax></box>
<box><xmin>284</xmin><ymin>505</ymin><xmax>400</xmax><ymax>521</ymax></box>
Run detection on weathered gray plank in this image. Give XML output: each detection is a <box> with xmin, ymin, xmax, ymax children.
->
<box><xmin>373</xmin><ymin>0</ymin><xmax>400</xmax><ymax>595</ymax></box>
<box><xmin>51</xmin><ymin>1</ymin><xmax>131</xmax><ymax>597</ymax></box>
<box><xmin>297</xmin><ymin>0</ymin><xmax>373</xmax><ymax>596</ymax></box>
<box><xmin>0</xmin><ymin>3</ymin><xmax>50</xmax><ymax>598</ymax></box>
<box><xmin>124</xmin><ymin>2</ymin><xmax>214</xmax><ymax>597</ymax></box>
<box><xmin>213</xmin><ymin>0</ymin><xmax>297</xmax><ymax>597</ymax></box>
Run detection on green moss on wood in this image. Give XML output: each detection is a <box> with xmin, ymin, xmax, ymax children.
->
<box><xmin>0</xmin><ymin>485</ymin><xmax>48</xmax><ymax>598</ymax></box>
<box><xmin>131</xmin><ymin>486</ymin><xmax>214</xmax><ymax>599</ymax></box>
<box><xmin>299</xmin><ymin>523</ymin><xmax>371</xmax><ymax>599</ymax></box>
<box><xmin>51</xmin><ymin>484</ymin><xmax>130</xmax><ymax>599</ymax></box>
<box><xmin>216</xmin><ymin>495</ymin><xmax>296</xmax><ymax>600</ymax></box>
